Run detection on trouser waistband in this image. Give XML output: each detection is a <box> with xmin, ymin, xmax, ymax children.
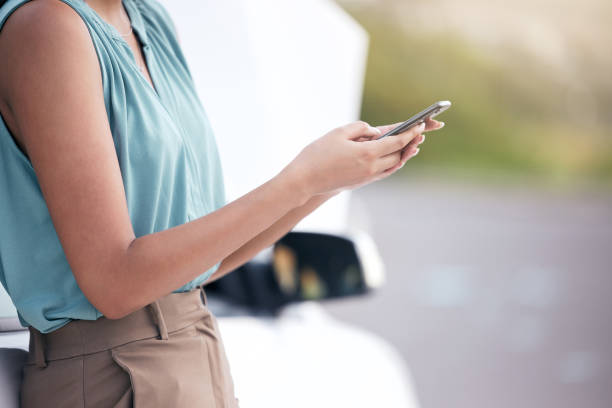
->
<box><xmin>28</xmin><ymin>284</ymin><xmax>210</xmax><ymax>368</ymax></box>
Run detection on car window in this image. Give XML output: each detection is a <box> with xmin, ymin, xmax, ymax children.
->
<box><xmin>0</xmin><ymin>285</ymin><xmax>17</xmax><ymax>318</ymax></box>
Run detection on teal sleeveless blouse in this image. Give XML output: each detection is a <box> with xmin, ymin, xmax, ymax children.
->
<box><xmin>0</xmin><ymin>0</ymin><xmax>226</xmax><ymax>333</ymax></box>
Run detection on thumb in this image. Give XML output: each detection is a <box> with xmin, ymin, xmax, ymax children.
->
<box><xmin>375</xmin><ymin>122</ymin><xmax>404</xmax><ymax>136</ymax></box>
<box><xmin>340</xmin><ymin>121</ymin><xmax>382</xmax><ymax>141</ymax></box>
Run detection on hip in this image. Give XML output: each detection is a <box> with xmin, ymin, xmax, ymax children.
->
<box><xmin>21</xmin><ymin>286</ymin><xmax>239</xmax><ymax>408</ymax></box>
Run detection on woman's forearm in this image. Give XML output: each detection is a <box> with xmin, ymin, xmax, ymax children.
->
<box><xmin>205</xmin><ymin>191</ymin><xmax>337</xmax><ymax>284</ymax></box>
<box><xmin>102</xmin><ymin>170</ymin><xmax>310</xmax><ymax>318</ymax></box>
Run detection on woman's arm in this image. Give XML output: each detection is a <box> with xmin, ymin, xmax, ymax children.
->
<box><xmin>0</xmin><ymin>2</ymin><xmax>428</xmax><ymax>319</ymax></box>
<box><xmin>206</xmin><ymin>119</ymin><xmax>440</xmax><ymax>284</ymax></box>
<box><xmin>207</xmin><ymin>192</ymin><xmax>336</xmax><ymax>284</ymax></box>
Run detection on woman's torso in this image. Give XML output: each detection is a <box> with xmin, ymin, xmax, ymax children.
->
<box><xmin>0</xmin><ymin>0</ymin><xmax>226</xmax><ymax>333</ymax></box>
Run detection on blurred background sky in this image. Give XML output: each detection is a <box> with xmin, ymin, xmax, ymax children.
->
<box><xmin>323</xmin><ymin>1</ymin><xmax>612</xmax><ymax>407</ymax></box>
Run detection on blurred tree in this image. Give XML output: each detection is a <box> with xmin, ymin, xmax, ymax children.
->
<box><xmin>338</xmin><ymin>0</ymin><xmax>612</xmax><ymax>186</ymax></box>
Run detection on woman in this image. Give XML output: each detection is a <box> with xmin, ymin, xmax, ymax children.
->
<box><xmin>0</xmin><ymin>0</ymin><xmax>443</xmax><ymax>406</ymax></box>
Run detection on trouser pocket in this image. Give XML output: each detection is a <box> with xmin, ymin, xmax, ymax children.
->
<box><xmin>111</xmin><ymin>330</ymin><xmax>217</xmax><ymax>407</ymax></box>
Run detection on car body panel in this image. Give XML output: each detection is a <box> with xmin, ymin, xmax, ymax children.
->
<box><xmin>219</xmin><ymin>302</ymin><xmax>419</xmax><ymax>408</ymax></box>
<box><xmin>159</xmin><ymin>0</ymin><xmax>369</xmax><ymax>233</ymax></box>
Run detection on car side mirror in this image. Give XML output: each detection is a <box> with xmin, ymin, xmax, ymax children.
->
<box><xmin>272</xmin><ymin>231</ymin><xmax>385</xmax><ymax>301</ymax></box>
<box><xmin>207</xmin><ymin>231</ymin><xmax>385</xmax><ymax>313</ymax></box>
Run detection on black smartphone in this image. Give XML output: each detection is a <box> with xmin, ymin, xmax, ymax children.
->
<box><xmin>376</xmin><ymin>100</ymin><xmax>451</xmax><ymax>140</ymax></box>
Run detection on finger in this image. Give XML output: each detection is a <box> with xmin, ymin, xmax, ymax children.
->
<box><xmin>382</xmin><ymin>143</ymin><xmax>422</xmax><ymax>177</ymax></box>
<box><xmin>354</xmin><ymin>136</ymin><xmax>371</xmax><ymax>142</ymax></box>
<box><xmin>373</xmin><ymin>150</ymin><xmax>402</xmax><ymax>173</ymax></box>
<box><xmin>408</xmin><ymin>146</ymin><xmax>420</xmax><ymax>161</ymax></box>
<box><xmin>380</xmin><ymin>157</ymin><xmax>404</xmax><ymax>177</ymax></box>
<box><xmin>376</xmin><ymin>144</ymin><xmax>420</xmax><ymax>180</ymax></box>
<box><xmin>375</xmin><ymin>121</ymin><xmax>404</xmax><ymax>136</ymax></box>
<box><xmin>340</xmin><ymin>121</ymin><xmax>382</xmax><ymax>140</ymax></box>
<box><xmin>397</xmin><ymin>142</ymin><xmax>418</xmax><ymax>168</ymax></box>
<box><xmin>403</xmin><ymin>143</ymin><xmax>418</xmax><ymax>161</ymax></box>
<box><xmin>425</xmin><ymin>117</ymin><xmax>444</xmax><ymax>131</ymax></box>
<box><xmin>366</xmin><ymin>122</ymin><xmax>426</xmax><ymax>157</ymax></box>
<box><xmin>403</xmin><ymin>133</ymin><xmax>424</xmax><ymax>153</ymax></box>
<box><xmin>379</xmin><ymin>161</ymin><xmax>403</xmax><ymax>178</ymax></box>
<box><xmin>377</xmin><ymin>148</ymin><xmax>413</xmax><ymax>179</ymax></box>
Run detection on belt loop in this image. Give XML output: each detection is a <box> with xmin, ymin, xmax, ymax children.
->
<box><xmin>148</xmin><ymin>301</ymin><xmax>169</xmax><ymax>340</ymax></box>
<box><xmin>199</xmin><ymin>284</ymin><xmax>208</xmax><ymax>306</ymax></box>
<box><xmin>29</xmin><ymin>326</ymin><xmax>47</xmax><ymax>368</ymax></box>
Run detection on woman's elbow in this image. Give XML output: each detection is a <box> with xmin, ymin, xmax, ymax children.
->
<box><xmin>91</xmin><ymin>293</ymin><xmax>132</xmax><ymax>320</ymax></box>
<box><xmin>80</xmin><ymin>277</ymin><xmax>133</xmax><ymax>320</ymax></box>
<box><xmin>98</xmin><ymin>302</ymin><xmax>130</xmax><ymax>320</ymax></box>
<box><xmin>73</xmin><ymin>254</ymin><xmax>136</xmax><ymax>319</ymax></box>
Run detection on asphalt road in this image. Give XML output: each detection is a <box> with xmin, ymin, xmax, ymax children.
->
<box><xmin>322</xmin><ymin>176</ymin><xmax>612</xmax><ymax>408</ymax></box>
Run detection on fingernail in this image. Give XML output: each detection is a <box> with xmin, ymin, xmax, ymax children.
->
<box><xmin>438</xmin><ymin>121</ymin><xmax>445</xmax><ymax>128</ymax></box>
<box><xmin>420</xmin><ymin>134</ymin><xmax>426</xmax><ymax>144</ymax></box>
<box><xmin>411</xmin><ymin>147</ymin><xmax>420</xmax><ymax>157</ymax></box>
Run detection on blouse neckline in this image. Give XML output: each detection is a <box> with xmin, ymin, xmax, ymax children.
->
<box><xmin>78</xmin><ymin>0</ymin><xmax>149</xmax><ymax>48</ymax></box>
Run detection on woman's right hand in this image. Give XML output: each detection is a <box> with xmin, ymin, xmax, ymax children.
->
<box><xmin>280</xmin><ymin>120</ymin><xmax>427</xmax><ymax>199</ymax></box>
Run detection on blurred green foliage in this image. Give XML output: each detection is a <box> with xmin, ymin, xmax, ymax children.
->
<box><xmin>341</xmin><ymin>6</ymin><xmax>612</xmax><ymax>186</ymax></box>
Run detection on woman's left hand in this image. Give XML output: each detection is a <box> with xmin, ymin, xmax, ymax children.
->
<box><xmin>384</xmin><ymin>117</ymin><xmax>444</xmax><ymax>170</ymax></box>
<box><xmin>351</xmin><ymin>117</ymin><xmax>445</xmax><ymax>185</ymax></box>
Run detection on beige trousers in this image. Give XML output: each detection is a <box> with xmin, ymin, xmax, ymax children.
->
<box><xmin>21</xmin><ymin>286</ymin><xmax>239</xmax><ymax>408</ymax></box>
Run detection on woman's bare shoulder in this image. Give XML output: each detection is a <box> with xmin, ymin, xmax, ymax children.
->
<box><xmin>0</xmin><ymin>0</ymin><xmax>97</xmax><ymax>99</ymax></box>
<box><xmin>0</xmin><ymin>0</ymin><xmax>102</xmax><ymax>148</ymax></box>
<box><xmin>0</xmin><ymin>0</ymin><xmax>89</xmax><ymax>42</ymax></box>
